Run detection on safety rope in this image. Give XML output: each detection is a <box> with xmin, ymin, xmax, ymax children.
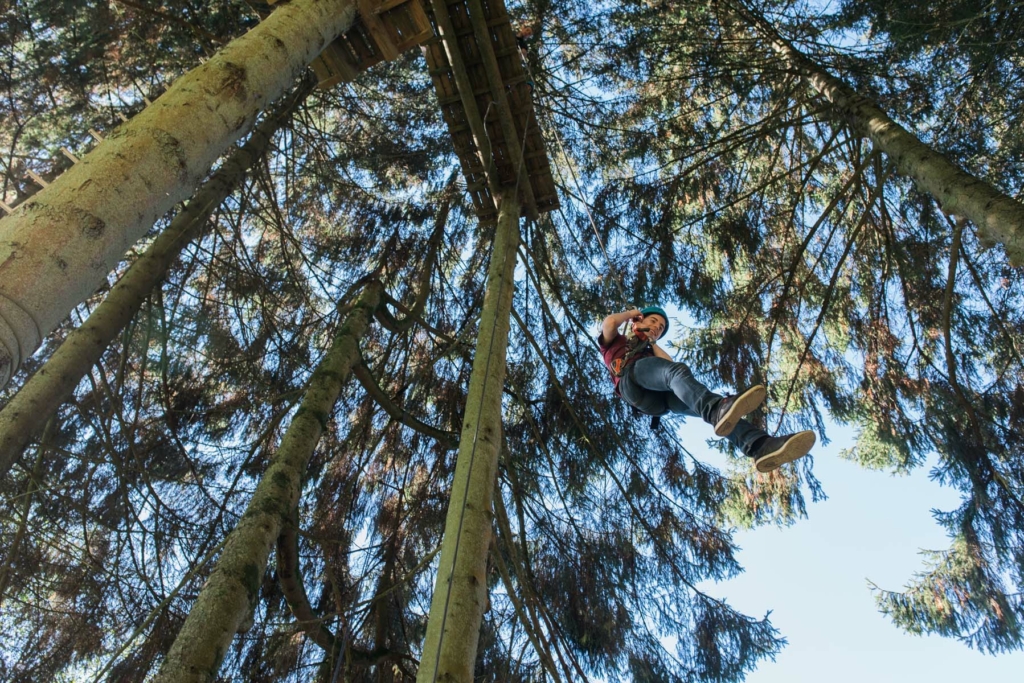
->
<box><xmin>522</xmin><ymin>58</ymin><xmax>632</xmax><ymax>310</ymax></box>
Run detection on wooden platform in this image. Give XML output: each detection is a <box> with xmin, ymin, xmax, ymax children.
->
<box><xmin>311</xmin><ymin>0</ymin><xmax>433</xmax><ymax>86</ymax></box>
<box><xmin>271</xmin><ymin>0</ymin><xmax>559</xmax><ymax>223</ymax></box>
<box><xmin>421</xmin><ymin>0</ymin><xmax>558</xmax><ymax>222</ymax></box>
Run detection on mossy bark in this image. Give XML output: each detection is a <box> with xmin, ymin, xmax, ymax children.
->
<box><xmin>416</xmin><ymin>195</ymin><xmax>521</xmax><ymax>683</ymax></box>
<box><xmin>0</xmin><ymin>84</ymin><xmax>311</xmax><ymax>481</ymax></box>
<box><xmin>152</xmin><ymin>281</ymin><xmax>382</xmax><ymax>683</ymax></box>
<box><xmin>0</xmin><ymin>0</ymin><xmax>357</xmax><ymax>387</ymax></box>
<box><xmin>767</xmin><ymin>29</ymin><xmax>1024</xmax><ymax>265</ymax></box>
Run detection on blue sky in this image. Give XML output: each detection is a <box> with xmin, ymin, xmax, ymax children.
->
<box><xmin>594</xmin><ymin>307</ymin><xmax>1024</xmax><ymax>680</ymax></box>
<box><xmin>687</xmin><ymin>419</ymin><xmax>1024</xmax><ymax>681</ymax></box>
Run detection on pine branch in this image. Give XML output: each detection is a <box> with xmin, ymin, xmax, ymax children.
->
<box><xmin>491</xmin><ymin>504</ymin><xmax>564</xmax><ymax>683</ymax></box>
<box><xmin>276</xmin><ymin>506</ymin><xmax>341</xmax><ymax>653</ymax></box>
<box><xmin>110</xmin><ymin>0</ymin><xmax>225</xmax><ymax>45</ymax></box>
<box><xmin>352</xmin><ymin>359</ymin><xmax>457</xmax><ymax>450</ymax></box>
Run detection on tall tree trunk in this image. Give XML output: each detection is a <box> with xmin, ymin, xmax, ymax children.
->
<box><xmin>152</xmin><ymin>281</ymin><xmax>382</xmax><ymax>683</ymax></box>
<box><xmin>0</xmin><ymin>0</ymin><xmax>357</xmax><ymax>388</ymax></box>
<box><xmin>0</xmin><ymin>83</ymin><xmax>311</xmax><ymax>481</ymax></box>
<box><xmin>417</xmin><ymin>194</ymin><xmax>521</xmax><ymax>683</ymax></box>
<box><xmin>734</xmin><ymin>2</ymin><xmax>1024</xmax><ymax>266</ymax></box>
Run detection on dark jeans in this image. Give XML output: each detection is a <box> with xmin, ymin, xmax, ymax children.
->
<box><xmin>619</xmin><ymin>357</ymin><xmax>767</xmax><ymax>457</ymax></box>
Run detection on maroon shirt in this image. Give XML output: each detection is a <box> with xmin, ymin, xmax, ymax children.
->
<box><xmin>597</xmin><ymin>332</ymin><xmax>653</xmax><ymax>392</ymax></box>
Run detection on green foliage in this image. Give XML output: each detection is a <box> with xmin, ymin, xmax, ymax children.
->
<box><xmin>875</xmin><ymin>524</ymin><xmax>1024</xmax><ymax>654</ymax></box>
<box><xmin>2</xmin><ymin>0</ymin><xmax>1024</xmax><ymax>679</ymax></box>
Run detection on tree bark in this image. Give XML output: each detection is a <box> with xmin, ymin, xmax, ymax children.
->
<box><xmin>0</xmin><ymin>0</ymin><xmax>357</xmax><ymax>387</ymax></box>
<box><xmin>152</xmin><ymin>281</ymin><xmax>382</xmax><ymax>683</ymax></box>
<box><xmin>0</xmin><ymin>83</ymin><xmax>311</xmax><ymax>481</ymax></box>
<box><xmin>416</xmin><ymin>194</ymin><xmax>521</xmax><ymax>683</ymax></box>
<box><xmin>744</xmin><ymin>7</ymin><xmax>1024</xmax><ymax>266</ymax></box>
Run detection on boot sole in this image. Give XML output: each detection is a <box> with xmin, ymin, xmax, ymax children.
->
<box><xmin>713</xmin><ymin>385</ymin><xmax>766</xmax><ymax>437</ymax></box>
<box><xmin>754</xmin><ymin>430</ymin><xmax>816</xmax><ymax>473</ymax></box>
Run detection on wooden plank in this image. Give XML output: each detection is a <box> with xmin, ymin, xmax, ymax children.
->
<box><xmin>60</xmin><ymin>147</ymin><xmax>80</xmax><ymax>163</ymax></box>
<box><xmin>358</xmin><ymin>0</ymin><xmax>400</xmax><ymax>60</ymax></box>
<box><xmin>0</xmin><ymin>200</ymin><xmax>13</xmax><ymax>215</ymax></box>
<box><xmin>376</xmin><ymin>0</ymin><xmax>410</xmax><ymax>12</ymax></box>
<box><xmin>26</xmin><ymin>170</ymin><xmax>48</xmax><ymax>187</ymax></box>
<box><xmin>311</xmin><ymin>57</ymin><xmax>345</xmax><ymax>89</ymax></box>
<box><xmin>464</xmin><ymin>0</ymin><xmax>536</xmax><ymax>216</ymax></box>
<box><xmin>423</xmin><ymin>0</ymin><xmax>558</xmax><ymax>219</ymax></box>
<box><xmin>436</xmin><ymin>84</ymin><xmax>492</xmax><ymax>105</ymax></box>
<box><xmin>320</xmin><ymin>43</ymin><xmax>360</xmax><ymax>82</ymax></box>
<box><xmin>297</xmin><ymin>0</ymin><xmax>433</xmax><ymax>90</ymax></box>
<box><xmin>385</xmin><ymin>6</ymin><xmax>421</xmax><ymax>49</ymax></box>
<box><xmin>344</xmin><ymin>25</ymin><xmax>386</xmax><ymax>70</ymax></box>
<box><xmin>89</xmin><ymin>128</ymin><xmax>104</xmax><ymax>142</ymax></box>
<box><xmin>396</xmin><ymin>0</ymin><xmax>433</xmax><ymax>48</ymax></box>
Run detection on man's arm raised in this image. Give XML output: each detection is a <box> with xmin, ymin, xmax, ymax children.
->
<box><xmin>601</xmin><ymin>308</ymin><xmax>641</xmax><ymax>344</ymax></box>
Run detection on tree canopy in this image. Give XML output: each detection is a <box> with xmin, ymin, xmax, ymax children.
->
<box><xmin>1</xmin><ymin>0</ymin><xmax>1022</xmax><ymax>680</ymax></box>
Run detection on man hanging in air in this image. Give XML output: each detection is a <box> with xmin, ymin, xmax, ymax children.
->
<box><xmin>598</xmin><ymin>306</ymin><xmax>816</xmax><ymax>472</ymax></box>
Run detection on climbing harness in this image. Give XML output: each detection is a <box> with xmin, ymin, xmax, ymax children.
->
<box><xmin>607</xmin><ymin>326</ymin><xmax>663</xmax><ymax>429</ymax></box>
<box><xmin>609</xmin><ymin>332</ymin><xmax>652</xmax><ymax>378</ymax></box>
<box><xmin>610</xmin><ymin>305</ymin><xmax>668</xmax><ymax>377</ymax></box>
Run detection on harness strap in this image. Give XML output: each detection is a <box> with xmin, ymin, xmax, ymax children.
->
<box><xmin>610</xmin><ymin>337</ymin><xmax>651</xmax><ymax>378</ymax></box>
<box><xmin>611</xmin><ymin>337</ymin><xmax>661</xmax><ymax>429</ymax></box>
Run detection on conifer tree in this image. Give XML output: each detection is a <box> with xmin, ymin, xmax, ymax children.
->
<box><xmin>0</xmin><ymin>80</ymin><xmax>313</xmax><ymax>479</ymax></box>
<box><xmin>417</xmin><ymin>194</ymin><xmax>520</xmax><ymax>682</ymax></box>
<box><xmin>154</xmin><ymin>279</ymin><xmax>383</xmax><ymax>682</ymax></box>
<box><xmin>731</xmin><ymin>0</ymin><xmax>1024</xmax><ymax>265</ymax></box>
<box><xmin>0</xmin><ymin>0</ymin><xmax>357</xmax><ymax>388</ymax></box>
<box><xmin>5</xmin><ymin>0</ymin><xmax>1024</xmax><ymax>680</ymax></box>
<box><xmin>828</xmin><ymin>0</ymin><xmax>1024</xmax><ymax>652</ymax></box>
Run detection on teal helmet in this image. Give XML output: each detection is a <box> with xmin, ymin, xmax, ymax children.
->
<box><xmin>639</xmin><ymin>305</ymin><xmax>669</xmax><ymax>338</ymax></box>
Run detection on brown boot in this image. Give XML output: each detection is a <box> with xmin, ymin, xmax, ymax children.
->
<box><xmin>753</xmin><ymin>431</ymin><xmax>816</xmax><ymax>473</ymax></box>
<box><xmin>710</xmin><ymin>385</ymin><xmax>766</xmax><ymax>437</ymax></box>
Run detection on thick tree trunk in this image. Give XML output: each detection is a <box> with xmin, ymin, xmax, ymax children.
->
<box><xmin>152</xmin><ymin>281</ymin><xmax>382</xmax><ymax>683</ymax></box>
<box><xmin>0</xmin><ymin>84</ymin><xmax>311</xmax><ymax>481</ymax></box>
<box><xmin>416</xmin><ymin>195</ymin><xmax>521</xmax><ymax>683</ymax></box>
<box><xmin>0</xmin><ymin>0</ymin><xmax>357</xmax><ymax>388</ymax></box>
<box><xmin>752</xmin><ymin>12</ymin><xmax>1024</xmax><ymax>265</ymax></box>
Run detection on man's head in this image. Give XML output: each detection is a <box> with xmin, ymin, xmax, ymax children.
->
<box><xmin>633</xmin><ymin>305</ymin><xmax>669</xmax><ymax>340</ymax></box>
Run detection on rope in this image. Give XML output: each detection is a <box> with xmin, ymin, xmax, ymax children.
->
<box><xmin>428</xmin><ymin>90</ymin><xmax>533</xmax><ymax>683</ymax></box>
<box><xmin>328</xmin><ymin>616</ymin><xmax>350</xmax><ymax>683</ymax></box>
<box><xmin>523</xmin><ymin>59</ymin><xmax>631</xmax><ymax>309</ymax></box>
